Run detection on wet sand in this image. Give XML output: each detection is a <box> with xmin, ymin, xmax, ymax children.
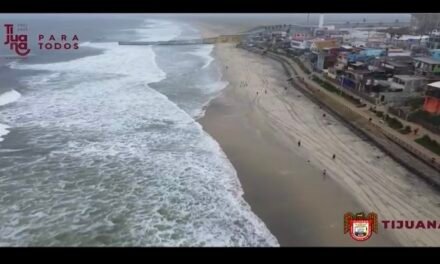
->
<box><xmin>198</xmin><ymin>44</ymin><xmax>398</xmax><ymax>246</ymax></box>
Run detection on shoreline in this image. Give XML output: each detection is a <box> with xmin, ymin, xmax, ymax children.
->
<box><xmin>197</xmin><ymin>43</ymin><xmax>397</xmax><ymax>246</ymax></box>
<box><xmin>194</xmin><ymin>22</ymin><xmax>440</xmax><ymax>246</ymax></box>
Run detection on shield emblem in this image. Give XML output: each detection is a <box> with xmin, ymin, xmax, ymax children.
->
<box><xmin>350</xmin><ymin>219</ymin><xmax>372</xmax><ymax>241</ymax></box>
<box><xmin>344</xmin><ymin>212</ymin><xmax>378</xmax><ymax>242</ymax></box>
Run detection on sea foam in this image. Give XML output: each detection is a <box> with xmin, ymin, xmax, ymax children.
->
<box><xmin>0</xmin><ymin>19</ymin><xmax>278</xmax><ymax>246</ymax></box>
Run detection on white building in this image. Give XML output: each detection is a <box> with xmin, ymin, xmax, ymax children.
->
<box><xmin>389</xmin><ymin>75</ymin><xmax>427</xmax><ymax>93</ymax></box>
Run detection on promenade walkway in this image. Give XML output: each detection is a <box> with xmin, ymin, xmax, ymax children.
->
<box><xmin>255</xmin><ymin>49</ymin><xmax>440</xmax><ymax>188</ymax></box>
<box><xmin>296</xmin><ymin>56</ymin><xmax>440</xmax><ymax>162</ymax></box>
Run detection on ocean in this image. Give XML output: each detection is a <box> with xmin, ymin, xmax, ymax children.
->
<box><xmin>0</xmin><ymin>15</ymin><xmax>278</xmax><ymax>246</ymax></box>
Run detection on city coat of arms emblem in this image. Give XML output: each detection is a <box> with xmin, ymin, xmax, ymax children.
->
<box><xmin>344</xmin><ymin>212</ymin><xmax>378</xmax><ymax>241</ymax></box>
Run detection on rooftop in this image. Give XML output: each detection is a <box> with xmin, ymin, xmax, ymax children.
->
<box><xmin>428</xmin><ymin>81</ymin><xmax>440</xmax><ymax>89</ymax></box>
<box><xmin>393</xmin><ymin>75</ymin><xmax>427</xmax><ymax>81</ymax></box>
<box><xmin>414</xmin><ymin>57</ymin><xmax>440</xmax><ymax>65</ymax></box>
<box><xmin>384</xmin><ymin>59</ymin><xmax>413</xmax><ymax>67</ymax></box>
<box><xmin>396</xmin><ymin>35</ymin><xmax>429</xmax><ymax>41</ymax></box>
<box><xmin>312</xmin><ymin>40</ymin><xmax>339</xmax><ymax>51</ymax></box>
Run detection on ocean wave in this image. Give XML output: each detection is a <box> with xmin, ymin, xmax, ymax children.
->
<box><xmin>0</xmin><ymin>90</ymin><xmax>21</xmax><ymax>142</ymax></box>
<box><xmin>0</xmin><ymin>20</ymin><xmax>278</xmax><ymax>246</ymax></box>
<box><xmin>0</xmin><ymin>123</ymin><xmax>10</xmax><ymax>143</ymax></box>
<box><xmin>0</xmin><ymin>89</ymin><xmax>21</xmax><ymax>107</ymax></box>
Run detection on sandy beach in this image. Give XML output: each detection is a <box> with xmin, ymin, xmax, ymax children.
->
<box><xmin>194</xmin><ymin>21</ymin><xmax>440</xmax><ymax>246</ymax></box>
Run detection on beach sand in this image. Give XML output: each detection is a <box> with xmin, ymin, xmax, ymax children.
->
<box><xmin>194</xmin><ymin>23</ymin><xmax>440</xmax><ymax>246</ymax></box>
<box><xmin>198</xmin><ymin>44</ymin><xmax>396</xmax><ymax>246</ymax></box>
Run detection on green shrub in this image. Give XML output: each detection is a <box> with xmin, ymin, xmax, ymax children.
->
<box><xmin>311</xmin><ymin>76</ymin><xmax>364</xmax><ymax>106</ymax></box>
<box><xmin>415</xmin><ymin>135</ymin><xmax>440</xmax><ymax>156</ymax></box>
<box><xmin>291</xmin><ymin>56</ymin><xmax>311</xmax><ymax>74</ymax></box>
<box><xmin>399</xmin><ymin>125</ymin><xmax>412</xmax><ymax>134</ymax></box>
<box><xmin>385</xmin><ymin>115</ymin><xmax>404</xmax><ymax>130</ymax></box>
<box><xmin>408</xmin><ymin>110</ymin><xmax>440</xmax><ymax>127</ymax></box>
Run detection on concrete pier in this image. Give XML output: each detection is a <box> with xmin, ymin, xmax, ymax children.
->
<box><xmin>118</xmin><ymin>35</ymin><xmax>245</xmax><ymax>46</ymax></box>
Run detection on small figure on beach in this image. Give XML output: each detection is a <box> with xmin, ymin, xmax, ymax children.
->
<box><xmin>332</xmin><ymin>154</ymin><xmax>336</xmax><ymax>160</ymax></box>
<box><xmin>298</xmin><ymin>140</ymin><xmax>301</xmax><ymax>147</ymax></box>
<box><xmin>322</xmin><ymin>113</ymin><xmax>326</xmax><ymax>117</ymax></box>
<box><xmin>369</xmin><ymin>117</ymin><xmax>372</xmax><ymax>122</ymax></box>
<box><xmin>322</xmin><ymin>169</ymin><xmax>327</xmax><ymax>180</ymax></box>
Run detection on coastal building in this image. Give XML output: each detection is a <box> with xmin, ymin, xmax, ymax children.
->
<box><xmin>289</xmin><ymin>31</ymin><xmax>313</xmax><ymax>52</ymax></box>
<box><xmin>310</xmin><ymin>39</ymin><xmax>340</xmax><ymax>71</ymax></box>
<box><xmin>366</xmin><ymin>32</ymin><xmax>389</xmax><ymax>48</ymax></box>
<box><xmin>340</xmin><ymin>69</ymin><xmax>371</xmax><ymax>91</ymax></box>
<box><xmin>423</xmin><ymin>81</ymin><xmax>440</xmax><ymax>114</ymax></box>
<box><xmin>432</xmin><ymin>49</ymin><xmax>440</xmax><ymax>60</ymax></box>
<box><xmin>387</xmin><ymin>48</ymin><xmax>412</xmax><ymax>57</ymax></box>
<box><xmin>427</xmin><ymin>32</ymin><xmax>440</xmax><ymax>49</ymax></box>
<box><xmin>390</xmin><ymin>35</ymin><xmax>429</xmax><ymax>49</ymax></box>
<box><xmin>413</xmin><ymin>57</ymin><xmax>440</xmax><ymax>79</ymax></box>
<box><xmin>388</xmin><ymin>75</ymin><xmax>427</xmax><ymax>93</ymax></box>
<box><xmin>335</xmin><ymin>52</ymin><xmax>350</xmax><ymax>70</ymax></box>
<box><xmin>381</xmin><ymin>56</ymin><xmax>414</xmax><ymax>75</ymax></box>
<box><xmin>370</xmin><ymin>75</ymin><xmax>427</xmax><ymax>105</ymax></box>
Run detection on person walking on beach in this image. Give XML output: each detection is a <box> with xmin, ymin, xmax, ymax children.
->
<box><xmin>332</xmin><ymin>154</ymin><xmax>336</xmax><ymax>160</ymax></box>
<box><xmin>298</xmin><ymin>140</ymin><xmax>301</xmax><ymax>147</ymax></box>
<box><xmin>323</xmin><ymin>169</ymin><xmax>327</xmax><ymax>180</ymax></box>
<box><xmin>265</xmin><ymin>89</ymin><xmax>267</xmax><ymax>94</ymax></box>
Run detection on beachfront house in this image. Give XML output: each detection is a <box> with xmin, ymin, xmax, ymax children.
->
<box><xmin>388</xmin><ymin>75</ymin><xmax>428</xmax><ymax>93</ymax></box>
<box><xmin>413</xmin><ymin>57</ymin><xmax>440</xmax><ymax>79</ymax></box>
<box><xmin>386</xmin><ymin>48</ymin><xmax>412</xmax><ymax>57</ymax></box>
<box><xmin>289</xmin><ymin>31</ymin><xmax>312</xmax><ymax>54</ymax></box>
<box><xmin>381</xmin><ymin>56</ymin><xmax>414</xmax><ymax>75</ymax></box>
<box><xmin>424</xmin><ymin>81</ymin><xmax>440</xmax><ymax>114</ymax></box>
<box><xmin>372</xmin><ymin>75</ymin><xmax>427</xmax><ymax>105</ymax></box>
<box><xmin>431</xmin><ymin>49</ymin><xmax>440</xmax><ymax>61</ymax></box>
<box><xmin>390</xmin><ymin>35</ymin><xmax>429</xmax><ymax>49</ymax></box>
<box><xmin>427</xmin><ymin>31</ymin><xmax>440</xmax><ymax>49</ymax></box>
<box><xmin>310</xmin><ymin>39</ymin><xmax>340</xmax><ymax>71</ymax></box>
<box><xmin>340</xmin><ymin>69</ymin><xmax>371</xmax><ymax>91</ymax></box>
<box><xmin>366</xmin><ymin>32</ymin><xmax>389</xmax><ymax>48</ymax></box>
